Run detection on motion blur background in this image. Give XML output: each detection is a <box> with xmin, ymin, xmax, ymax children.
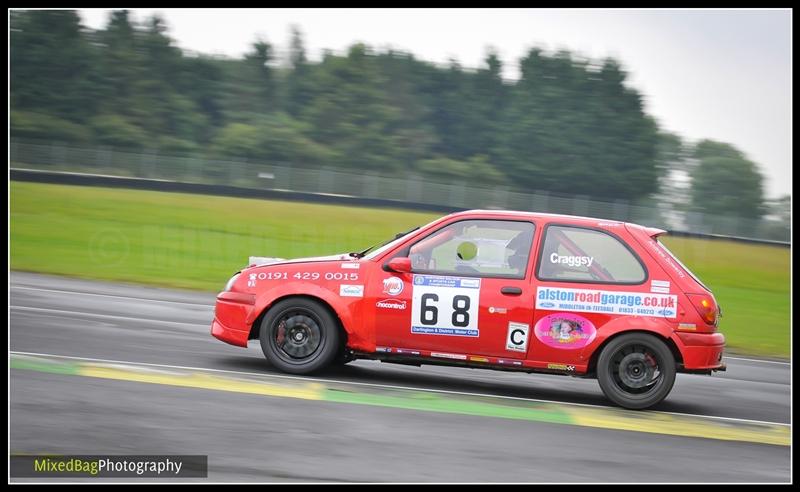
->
<box><xmin>9</xmin><ymin>8</ymin><xmax>791</xmax><ymax>356</ymax></box>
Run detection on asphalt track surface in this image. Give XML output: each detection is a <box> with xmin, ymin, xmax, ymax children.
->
<box><xmin>9</xmin><ymin>272</ymin><xmax>792</xmax><ymax>482</ymax></box>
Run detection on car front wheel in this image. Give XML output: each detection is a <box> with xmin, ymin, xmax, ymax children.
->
<box><xmin>597</xmin><ymin>333</ymin><xmax>676</xmax><ymax>410</ymax></box>
<box><xmin>259</xmin><ymin>298</ymin><xmax>341</xmax><ymax>374</ymax></box>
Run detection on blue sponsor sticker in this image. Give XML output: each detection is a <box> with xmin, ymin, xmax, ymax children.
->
<box><xmin>412</xmin><ymin>275</ymin><xmax>480</xmax><ymax>289</ymax></box>
<box><xmin>412</xmin><ymin>326</ymin><xmax>479</xmax><ymax>337</ymax></box>
<box><xmin>539</xmin><ymin>301</ymin><xmax>555</xmax><ymax>309</ymax></box>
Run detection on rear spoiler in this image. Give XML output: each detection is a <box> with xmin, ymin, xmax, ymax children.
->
<box><xmin>643</xmin><ymin>227</ymin><xmax>667</xmax><ymax>238</ymax></box>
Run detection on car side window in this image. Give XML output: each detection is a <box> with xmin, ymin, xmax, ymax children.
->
<box><xmin>537</xmin><ymin>225</ymin><xmax>646</xmax><ymax>283</ymax></box>
<box><xmin>408</xmin><ymin>220</ymin><xmax>535</xmax><ymax>279</ymax></box>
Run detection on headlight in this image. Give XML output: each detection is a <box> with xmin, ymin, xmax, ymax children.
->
<box><xmin>224</xmin><ymin>272</ymin><xmax>241</xmax><ymax>292</ymax></box>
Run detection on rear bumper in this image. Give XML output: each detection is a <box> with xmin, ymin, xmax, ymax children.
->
<box><xmin>210</xmin><ymin>291</ymin><xmax>256</xmax><ymax>348</ymax></box>
<box><xmin>672</xmin><ymin>331</ymin><xmax>726</xmax><ymax>371</ymax></box>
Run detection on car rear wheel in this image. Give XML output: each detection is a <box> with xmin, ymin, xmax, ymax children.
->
<box><xmin>259</xmin><ymin>298</ymin><xmax>341</xmax><ymax>374</ymax></box>
<box><xmin>597</xmin><ymin>333</ymin><xmax>676</xmax><ymax>410</ymax></box>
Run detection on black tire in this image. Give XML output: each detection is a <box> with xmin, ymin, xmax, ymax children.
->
<box><xmin>259</xmin><ymin>298</ymin><xmax>341</xmax><ymax>374</ymax></box>
<box><xmin>596</xmin><ymin>333</ymin><xmax>676</xmax><ymax>410</ymax></box>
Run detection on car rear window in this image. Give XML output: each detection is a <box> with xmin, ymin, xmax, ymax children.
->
<box><xmin>537</xmin><ymin>225</ymin><xmax>646</xmax><ymax>284</ymax></box>
<box><xmin>655</xmin><ymin>239</ymin><xmax>710</xmax><ymax>292</ymax></box>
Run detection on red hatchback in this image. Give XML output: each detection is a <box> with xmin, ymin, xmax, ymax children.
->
<box><xmin>212</xmin><ymin>210</ymin><xmax>725</xmax><ymax>409</ymax></box>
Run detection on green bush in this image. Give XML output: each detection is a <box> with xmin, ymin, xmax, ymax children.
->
<box><xmin>89</xmin><ymin>114</ymin><xmax>149</xmax><ymax>149</ymax></box>
<box><xmin>11</xmin><ymin>110</ymin><xmax>91</xmax><ymax>143</ymax></box>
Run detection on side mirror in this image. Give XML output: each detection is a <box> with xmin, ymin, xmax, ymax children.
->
<box><xmin>384</xmin><ymin>257</ymin><xmax>412</xmax><ymax>273</ymax></box>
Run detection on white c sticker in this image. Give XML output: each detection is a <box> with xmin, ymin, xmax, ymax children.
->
<box><xmin>506</xmin><ymin>321</ymin><xmax>530</xmax><ymax>353</ymax></box>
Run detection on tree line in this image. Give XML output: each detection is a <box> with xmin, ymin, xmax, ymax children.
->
<box><xmin>10</xmin><ymin>10</ymin><xmax>773</xmax><ymax>221</ymax></box>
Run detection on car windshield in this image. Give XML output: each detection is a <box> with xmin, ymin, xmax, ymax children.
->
<box><xmin>361</xmin><ymin>226</ymin><xmax>420</xmax><ymax>260</ymax></box>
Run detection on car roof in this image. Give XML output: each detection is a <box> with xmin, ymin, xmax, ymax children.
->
<box><xmin>448</xmin><ymin>209</ymin><xmax>631</xmax><ymax>226</ymax></box>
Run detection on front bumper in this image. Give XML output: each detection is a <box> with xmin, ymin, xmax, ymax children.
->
<box><xmin>210</xmin><ymin>291</ymin><xmax>256</xmax><ymax>348</ymax></box>
<box><xmin>673</xmin><ymin>331</ymin><xmax>726</xmax><ymax>371</ymax></box>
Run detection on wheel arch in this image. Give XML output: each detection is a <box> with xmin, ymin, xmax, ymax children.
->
<box><xmin>248</xmin><ymin>294</ymin><xmax>349</xmax><ymax>349</ymax></box>
<box><xmin>585</xmin><ymin>329</ymin><xmax>682</xmax><ymax>377</ymax></box>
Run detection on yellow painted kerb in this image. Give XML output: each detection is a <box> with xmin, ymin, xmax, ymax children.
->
<box><xmin>79</xmin><ymin>365</ymin><xmax>325</xmax><ymax>401</ymax></box>
<box><xmin>565</xmin><ymin>407</ymin><xmax>790</xmax><ymax>446</ymax></box>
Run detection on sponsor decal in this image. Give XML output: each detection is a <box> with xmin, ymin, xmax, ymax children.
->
<box><xmin>550</xmin><ymin>253</ymin><xmax>594</xmax><ymax>268</ymax></box>
<box><xmin>375</xmin><ymin>347</ymin><xmax>391</xmax><ymax>353</ymax></box>
<box><xmin>678</xmin><ymin>323</ymin><xmax>697</xmax><ymax>331</ymax></box>
<box><xmin>505</xmin><ymin>321</ymin><xmax>530</xmax><ymax>353</ymax></box>
<box><xmin>376</xmin><ymin>299</ymin><xmax>407</xmax><ymax>310</ymax></box>
<box><xmin>431</xmin><ymin>352</ymin><xmax>467</xmax><ymax>360</ymax></box>
<box><xmin>650</xmin><ymin>279</ymin><xmax>671</xmax><ymax>294</ymax></box>
<box><xmin>497</xmin><ymin>359</ymin><xmax>523</xmax><ymax>366</ymax></box>
<box><xmin>597</xmin><ymin>221</ymin><xmax>621</xmax><ymax>227</ymax></box>
<box><xmin>395</xmin><ymin>348</ymin><xmax>421</xmax><ymax>355</ymax></box>
<box><xmin>536</xmin><ymin>287</ymin><xmax>678</xmax><ymax>319</ymax></box>
<box><xmin>547</xmin><ymin>363</ymin><xmax>575</xmax><ymax>371</ymax></box>
<box><xmin>412</xmin><ymin>327</ymin><xmax>478</xmax><ymax>336</ymax></box>
<box><xmin>469</xmin><ymin>356</ymin><xmax>489</xmax><ymax>363</ymax></box>
<box><xmin>247</xmin><ymin>273</ymin><xmax>257</xmax><ymax>287</ymax></box>
<box><xmin>341</xmin><ymin>262</ymin><xmax>360</xmax><ymax>269</ymax></box>
<box><xmin>488</xmin><ymin>306</ymin><xmax>508</xmax><ymax>314</ymax></box>
<box><xmin>535</xmin><ymin>313</ymin><xmax>597</xmax><ymax>349</ymax></box>
<box><xmin>411</xmin><ymin>274</ymin><xmax>481</xmax><ymax>337</ymax></box>
<box><xmin>460</xmin><ymin>278</ymin><xmax>481</xmax><ymax>288</ymax></box>
<box><xmin>339</xmin><ymin>284</ymin><xmax>364</xmax><ymax>297</ymax></box>
<box><xmin>382</xmin><ymin>277</ymin><xmax>404</xmax><ymax>296</ymax></box>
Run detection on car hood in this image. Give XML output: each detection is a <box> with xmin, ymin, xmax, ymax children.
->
<box><xmin>248</xmin><ymin>253</ymin><xmax>356</xmax><ymax>267</ymax></box>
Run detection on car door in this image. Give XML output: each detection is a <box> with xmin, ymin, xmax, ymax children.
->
<box><xmin>527</xmin><ymin>223</ymin><xmax>651</xmax><ymax>367</ymax></box>
<box><xmin>372</xmin><ymin>218</ymin><xmax>537</xmax><ymax>359</ymax></box>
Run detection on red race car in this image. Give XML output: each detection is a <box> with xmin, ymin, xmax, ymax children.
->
<box><xmin>212</xmin><ymin>210</ymin><xmax>725</xmax><ymax>409</ymax></box>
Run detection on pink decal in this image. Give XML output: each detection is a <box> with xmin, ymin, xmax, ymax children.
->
<box><xmin>534</xmin><ymin>313</ymin><xmax>597</xmax><ymax>349</ymax></box>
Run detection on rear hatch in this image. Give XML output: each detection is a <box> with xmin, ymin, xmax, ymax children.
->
<box><xmin>627</xmin><ymin>224</ymin><xmax>721</xmax><ymax>329</ymax></box>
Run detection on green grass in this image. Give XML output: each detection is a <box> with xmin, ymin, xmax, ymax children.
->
<box><xmin>10</xmin><ymin>181</ymin><xmax>790</xmax><ymax>357</ymax></box>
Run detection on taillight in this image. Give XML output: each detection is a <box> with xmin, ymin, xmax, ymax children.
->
<box><xmin>686</xmin><ymin>293</ymin><xmax>718</xmax><ymax>326</ymax></box>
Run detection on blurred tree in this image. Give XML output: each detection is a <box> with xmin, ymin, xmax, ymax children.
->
<box><xmin>693</xmin><ymin>140</ymin><xmax>745</xmax><ymax>160</ymax></box>
<box><xmin>757</xmin><ymin>195</ymin><xmax>790</xmax><ymax>241</ymax></box>
<box><xmin>297</xmin><ymin>43</ymin><xmax>423</xmax><ymax>172</ymax></box>
<box><xmin>765</xmin><ymin>195</ymin><xmax>791</xmax><ymax>224</ymax></box>
<box><xmin>89</xmin><ymin>114</ymin><xmax>149</xmax><ymax>148</ymax></box>
<box><xmin>286</xmin><ymin>26</ymin><xmax>315</xmax><ymax>118</ymax></box>
<box><xmin>415</xmin><ymin>154</ymin><xmax>506</xmax><ymax>184</ymax></box>
<box><xmin>246</xmin><ymin>38</ymin><xmax>278</xmax><ymax>112</ymax></box>
<box><xmin>9</xmin><ymin>10</ymin><xmax>768</xmax><ymax>212</ymax></box>
<box><xmin>689</xmin><ymin>140</ymin><xmax>766</xmax><ymax>220</ymax></box>
<box><xmin>209</xmin><ymin>114</ymin><xmax>337</xmax><ymax>166</ymax></box>
<box><xmin>653</xmin><ymin>131</ymin><xmax>693</xmax><ymax>227</ymax></box>
<box><xmin>10</xmin><ymin>110</ymin><xmax>92</xmax><ymax>143</ymax></box>
<box><xmin>494</xmin><ymin>49</ymin><xmax>659</xmax><ymax>199</ymax></box>
<box><xmin>10</xmin><ymin>10</ymin><xmax>98</xmax><ymax>125</ymax></box>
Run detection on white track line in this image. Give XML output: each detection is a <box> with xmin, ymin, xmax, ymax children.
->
<box><xmin>724</xmin><ymin>356</ymin><xmax>791</xmax><ymax>366</ymax></box>
<box><xmin>11</xmin><ymin>285</ymin><xmax>212</xmax><ymax>307</ymax></box>
<box><xmin>9</xmin><ymin>350</ymin><xmax>790</xmax><ymax>428</ymax></box>
<box><xmin>10</xmin><ymin>305</ymin><xmax>206</xmax><ymax>328</ymax></box>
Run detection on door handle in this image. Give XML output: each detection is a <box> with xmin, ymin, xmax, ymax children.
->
<box><xmin>500</xmin><ymin>286</ymin><xmax>522</xmax><ymax>296</ymax></box>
